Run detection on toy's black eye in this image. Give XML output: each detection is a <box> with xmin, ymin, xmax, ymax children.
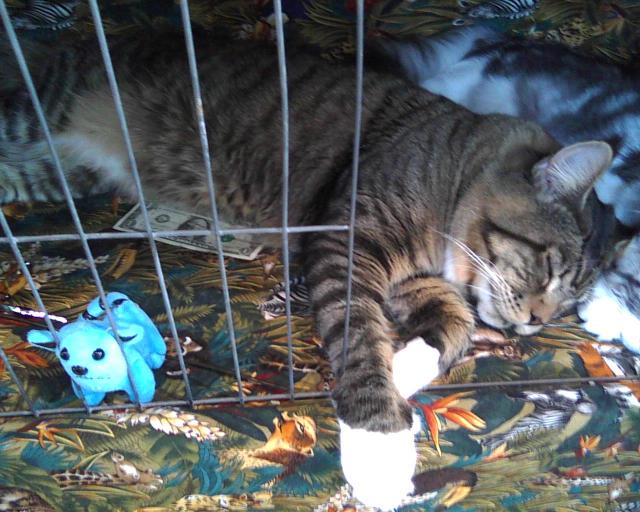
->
<box><xmin>60</xmin><ymin>348</ymin><xmax>70</xmax><ymax>361</ymax></box>
<box><xmin>111</xmin><ymin>298</ymin><xmax>127</xmax><ymax>307</ymax></box>
<box><xmin>92</xmin><ymin>349</ymin><xmax>105</xmax><ymax>361</ymax></box>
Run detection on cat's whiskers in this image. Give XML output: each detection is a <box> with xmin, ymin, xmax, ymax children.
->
<box><xmin>450</xmin><ymin>261</ymin><xmax>504</xmax><ymax>298</ymax></box>
<box><xmin>438</xmin><ymin>231</ymin><xmax>511</xmax><ymax>296</ymax></box>
<box><xmin>454</xmin><ymin>254</ymin><xmax>506</xmax><ymax>295</ymax></box>
<box><xmin>465</xmin><ymin>283</ymin><xmax>500</xmax><ymax>300</ymax></box>
<box><xmin>462</xmin><ymin>251</ymin><xmax>510</xmax><ymax>297</ymax></box>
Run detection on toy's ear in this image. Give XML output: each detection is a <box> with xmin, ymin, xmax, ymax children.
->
<box><xmin>108</xmin><ymin>292</ymin><xmax>129</xmax><ymax>308</ymax></box>
<box><xmin>83</xmin><ymin>296</ymin><xmax>106</xmax><ymax>321</ymax></box>
<box><xmin>27</xmin><ymin>330</ymin><xmax>57</xmax><ymax>352</ymax></box>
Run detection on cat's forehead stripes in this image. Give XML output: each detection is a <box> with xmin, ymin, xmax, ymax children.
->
<box><xmin>482</xmin><ymin>218</ymin><xmax>547</xmax><ymax>252</ymax></box>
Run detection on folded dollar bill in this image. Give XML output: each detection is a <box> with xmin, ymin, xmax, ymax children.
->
<box><xmin>114</xmin><ymin>204</ymin><xmax>263</xmax><ymax>260</ymax></box>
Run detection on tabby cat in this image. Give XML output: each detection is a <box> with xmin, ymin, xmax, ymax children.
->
<box><xmin>0</xmin><ymin>29</ymin><xmax>612</xmax><ymax>509</ymax></box>
<box><xmin>377</xmin><ymin>25</ymin><xmax>640</xmax><ymax>352</ymax></box>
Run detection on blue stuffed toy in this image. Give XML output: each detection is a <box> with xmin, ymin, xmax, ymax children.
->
<box><xmin>82</xmin><ymin>292</ymin><xmax>166</xmax><ymax>369</ymax></box>
<box><xmin>27</xmin><ymin>319</ymin><xmax>156</xmax><ymax>406</ymax></box>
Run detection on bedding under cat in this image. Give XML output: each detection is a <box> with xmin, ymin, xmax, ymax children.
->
<box><xmin>0</xmin><ymin>30</ymin><xmax>613</xmax><ymax>509</ymax></box>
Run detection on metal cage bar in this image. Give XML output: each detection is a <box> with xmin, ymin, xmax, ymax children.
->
<box><xmin>342</xmin><ymin>0</ymin><xmax>365</xmax><ymax>371</ymax></box>
<box><xmin>86</xmin><ymin>0</ymin><xmax>195</xmax><ymax>405</ymax></box>
<box><xmin>0</xmin><ymin>224</ymin><xmax>350</xmax><ymax>245</ymax></box>
<box><xmin>272</xmin><ymin>0</ymin><xmax>296</xmax><ymax>399</ymax></box>
<box><xmin>177</xmin><ymin>0</ymin><xmax>245</xmax><ymax>402</ymax></box>
<box><xmin>0</xmin><ymin>210</ymin><xmax>59</xmax><ymax>415</ymax></box>
<box><xmin>1</xmin><ymin>373</ymin><xmax>639</xmax><ymax>418</ymax></box>
<box><xmin>0</xmin><ymin>0</ymin><xmax>145</xmax><ymax>409</ymax></box>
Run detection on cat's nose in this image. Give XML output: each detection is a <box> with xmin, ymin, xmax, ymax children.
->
<box><xmin>71</xmin><ymin>365</ymin><xmax>88</xmax><ymax>376</ymax></box>
<box><xmin>529</xmin><ymin>299</ymin><xmax>556</xmax><ymax>325</ymax></box>
<box><xmin>528</xmin><ymin>313</ymin><xmax>544</xmax><ymax>325</ymax></box>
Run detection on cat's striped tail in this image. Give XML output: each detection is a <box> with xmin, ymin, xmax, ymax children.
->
<box><xmin>371</xmin><ymin>25</ymin><xmax>503</xmax><ymax>87</ymax></box>
<box><xmin>0</xmin><ymin>34</ymin><xmax>107</xmax><ymax>205</ymax></box>
<box><xmin>0</xmin><ymin>139</ymin><xmax>106</xmax><ymax>204</ymax></box>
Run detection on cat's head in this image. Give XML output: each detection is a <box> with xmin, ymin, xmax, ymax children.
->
<box><xmin>450</xmin><ymin>139</ymin><xmax>613</xmax><ymax>335</ymax></box>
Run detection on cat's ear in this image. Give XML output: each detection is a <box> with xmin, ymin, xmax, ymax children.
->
<box><xmin>532</xmin><ymin>141</ymin><xmax>612</xmax><ymax>210</ymax></box>
<box><xmin>26</xmin><ymin>330</ymin><xmax>57</xmax><ymax>352</ymax></box>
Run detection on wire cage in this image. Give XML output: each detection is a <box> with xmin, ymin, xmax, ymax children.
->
<box><xmin>0</xmin><ymin>0</ymin><xmax>638</xmax><ymax>421</ymax></box>
<box><xmin>0</xmin><ymin>0</ymin><xmax>360</xmax><ymax>418</ymax></box>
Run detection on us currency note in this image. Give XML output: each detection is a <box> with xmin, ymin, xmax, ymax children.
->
<box><xmin>114</xmin><ymin>204</ymin><xmax>263</xmax><ymax>260</ymax></box>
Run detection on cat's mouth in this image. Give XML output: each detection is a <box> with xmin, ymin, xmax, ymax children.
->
<box><xmin>479</xmin><ymin>301</ymin><xmax>544</xmax><ymax>335</ymax></box>
<box><xmin>472</xmin><ymin>285</ymin><xmax>545</xmax><ymax>336</ymax></box>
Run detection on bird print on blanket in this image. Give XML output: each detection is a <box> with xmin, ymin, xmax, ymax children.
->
<box><xmin>9</xmin><ymin>0</ymin><xmax>78</xmax><ymax>31</ymax></box>
<box><xmin>481</xmin><ymin>389</ymin><xmax>597</xmax><ymax>452</ymax></box>
<box><xmin>258</xmin><ymin>276</ymin><xmax>311</xmax><ymax>320</ymax></box>
<box><xmin>459</xmin><ymin>0</ymin><xmax>540</xmax><ymax>20</ymax></box>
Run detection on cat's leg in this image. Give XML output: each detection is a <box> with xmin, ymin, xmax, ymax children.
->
<box><xmin>304</xmin><ymin>237</ymin><xmax>417</xmax><ymax>510</ymax></box>
<box><xmin>388</xmin><ymin>276</ymin><xmax>475</xmax><ymax>398</ymax></box>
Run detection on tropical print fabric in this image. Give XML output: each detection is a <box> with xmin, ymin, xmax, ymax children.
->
<box><xmin>6</xmin><ymin>0</ymin><xmax>640</xmax><ymax>65</ymax></box>
<box><xmin>2</xmin><ymin>1</ymin><xmax>640</xmax><ymax>510</ymax></box>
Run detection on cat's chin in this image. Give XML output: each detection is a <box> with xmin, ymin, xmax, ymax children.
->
<box><xmin>477</xmin><ymin>298</ymin><xmax>544</xmax><ymax>335</ymax></box>
<box><xmin>476</xmin><ymin>298</ymin><xmax>509</xmax><ymax>329</ymax></box>
<box><xmin>513</xmin><ymin>323</ymin><xmax>543</xmax><ymax>336</ymax></box>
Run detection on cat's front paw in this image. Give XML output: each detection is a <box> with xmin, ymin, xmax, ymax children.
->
<box><xmin>392</xmin><ymin>337</ymin><xmax>441</xmax><ymax>399</ymax></box>
<box><xmin>339</xmin><ymin>415</ymin><xmax>419</xmax><ymax>511</ymax></box>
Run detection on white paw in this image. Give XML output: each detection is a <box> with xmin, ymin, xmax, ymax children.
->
<box><xmin>339</xmin><ymin>418</ymin><xmax>417</xmax><ymax>511</ymax></box>
<box><xmin>392</xmin><ymin>337</ymin><xmax>441</xmax><ymax>399</ymax></box>
<box><xmin>578</xmin><ymin>280</ymin><xmax>640</xmax><ymax>353</ymax></box>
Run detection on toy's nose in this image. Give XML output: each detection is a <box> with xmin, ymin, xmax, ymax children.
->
<box><xmin>71</xmin><ymin>366</ymin><xmax>88</xmax><ymax>376</ymax></box>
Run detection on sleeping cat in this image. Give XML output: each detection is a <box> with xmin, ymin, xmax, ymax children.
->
<box><xmin>377</xmin><ymin>25</ymin><xmax>640</xmax><ymax>351</ymax></box>
<box><xmin>0</xmin><ymin>30</ymin><xmax>612</xmax><ymax>509</ymax></box>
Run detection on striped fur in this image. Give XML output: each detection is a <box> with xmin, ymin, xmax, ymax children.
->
<box><xmin>460</xmin><ymin>0</ymin><xmax>539</xmax><ymax>20</ymax></box>
<box><xmin>0</xmin><ymin>30</ymin><xmax>611</xmax><ymax>436</ymax></box>
<box><xmin>378</xmin><ymin>25</ymin><xmax>640</xmax><ymax>227</ymax></box>
<box><xmin>579</xmin><ymin>235</ymin><xmax>640</xmax><ymax>353</ymax></box>
<box><xmin>0</xmin><ymin>36</ymin><xmax>107</xmax><ymax>203</ymax></box>
<box><xmin>10</xmin><ymin>1</ymin><xmax>78</xmax><ymax>31</ymax></box>
<box><xmin>481</xmin><ymin>389</ymin><xmax>596</xmax><ymax>451</ymax></box>
<box><xmin>259</xmin><ymin>277</ymin><xmax>311</xmax><ymax>319</ymax></box>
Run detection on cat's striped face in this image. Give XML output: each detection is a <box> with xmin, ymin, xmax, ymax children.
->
<box><xmin>450</xmin><ymin>140</ymin><xmax>613</xmax><ymax>335</ymax></box>
<box><xmin>473</xmin><ymin>225</ymin><xmax>595</xmax><ymax>335</ymax></box>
